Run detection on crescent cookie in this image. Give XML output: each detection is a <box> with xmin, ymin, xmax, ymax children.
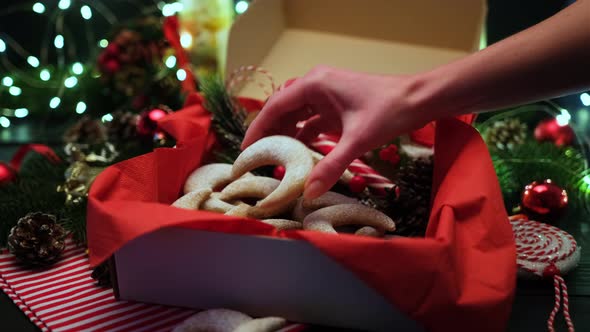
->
<box><xmin>172</xmin><ymin>308</ymin><xmax>251</xmax><ymax>332</ymax></box>
<box><xmin>303</xmin><ymin>204</ymin><xmax>396</xmax><ymax>235</ymax></box>
<box><xmin>355</xmin><ymin>226</ymin><xmax>384</xmax><ymax>237</ymax></box>
<box><xmin>172</xmin><ymin>189</ymin><xmax>212</xmax><ymax>210</ymax></box>
<box><xmin>232</xmin><ymin>135</ymin><xmax>314</xmax><ymax>211</ymax></box>
<box><xmin>234</xmin><ymin>317</ymin><xmax>288</xmax><ymax>332</ymax></box>
<box><xmin>219</xmin><ymin>176</ymin><xmax>280</xmax><ymax>201</ymax></box>
<box><xmin>293</xmin><ymin>191</ymin><xmax>360</xmax><ymax>221</ymax></box>
<box><xmin>201</xmin><ymin>193</ymin><xmax>237</xmax><ymax>213</ymax></box>
<box><xmin>225</xmin><ymin>203</ymin><xmax>252</xmax><ymax>217</ymax></box>
<box><xmin>184</xmin><ymin>163</ymin><xmax>253</xmax><ymax>194</ymax></box>
<box><xmin>261</xmin><ymin>219</ymin><xmax>302</xmax><ymax>231</ymax></box>
<box><xmin>219</xmin><ymin>176</ymin><xmax>293</xmax><ymax>218</ymax></box>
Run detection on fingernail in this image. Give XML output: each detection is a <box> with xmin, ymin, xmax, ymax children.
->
<box><xmin>304</xmin><ymin>180</ymin><xmax>324</xmax><ymax>200</ymax></box>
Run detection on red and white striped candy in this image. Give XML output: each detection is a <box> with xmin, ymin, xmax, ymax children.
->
<box><xmin>309</xmin><ymin>133</ymin><xmax>395</xmax><ymax>195</ymax></box>
<box><xmin>510</xmin><ymin>217</ymin><xmax>579</xmax><ymax>332</ymax></box>
<box><xmin>510</xmin><ymin>218</ymin><xmax>580</xmax><ymax>278</ymax></box>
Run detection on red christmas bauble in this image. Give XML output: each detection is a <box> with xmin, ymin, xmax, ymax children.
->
<box><xmin>273</xmin><ymin>165</ymin><xmax>286</xmax><ymax>180</ymax></box>
<box><xmin>534</xmin><ymin>118</ymin><xmax>575</xmax><ymax>147</ymax></box>
<box><xmin>349</xmin><ymin>175</ymin><xmax>367</xmax><ymax>193</ymax></box>
<box><xmin>521</xmin><ymin>179</ymin><xmax>568</xmax><ymax>223</ymax></box>
<box><xmin>137</xmin><ymin>107</ymin><xmax>171</xmax><ymax>138</ymax></box>
<box><xmin>0</xmin><ymin>162</ymin><xmax>17</xmax><ymax>185</ymax></box>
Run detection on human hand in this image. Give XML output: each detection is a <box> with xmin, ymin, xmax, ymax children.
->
<box><xmin>242</xmin><ymin>65</ymin><xmax>434</xmax><ymax>200</ymax></box>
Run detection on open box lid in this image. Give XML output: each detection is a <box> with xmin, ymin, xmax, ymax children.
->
<box><xmin>225</xmin><ymin>0</ymin><xmax>486</xmax><ymax>99</ymax></box>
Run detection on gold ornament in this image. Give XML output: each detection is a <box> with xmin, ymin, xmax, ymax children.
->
<box><xmin>57</xmin><ymin>161</ymin><xmax>104</xmax><ymax>205</ymax></box>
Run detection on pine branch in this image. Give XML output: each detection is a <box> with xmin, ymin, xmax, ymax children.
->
<box><xmin>200</xmin><ymin>75</ymin><xmax>247</xmax><ymax>164</ymax></box>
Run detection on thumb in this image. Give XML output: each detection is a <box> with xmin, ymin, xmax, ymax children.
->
<box><xmin>304</xmin><ymin>136</ymin><xmax>361</xmax><ymax>200</ymax></box>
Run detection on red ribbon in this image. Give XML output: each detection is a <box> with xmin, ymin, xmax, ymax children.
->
<box><xmin>163</xmin><ymin>16</ymin><xmax>197</xmax><ymax>94</ymax></box>
<box><xmin>9</xmin><ymin>144</ymin><xmax>60</xmax><ymax>170</ymax></box>
<box><xmin>0</xmin><ymin>144</ymin><xmax>60</xmax><ymax>183</ymax></box>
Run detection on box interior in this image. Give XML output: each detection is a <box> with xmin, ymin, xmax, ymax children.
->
<box><xmin>226</xmin><ymin>0</ymin><xmax>485</xmax><ymax>98</ymax></box>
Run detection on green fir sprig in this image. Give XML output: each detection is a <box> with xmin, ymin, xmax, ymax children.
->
<box><xmin>200</xmin><ymin>75</ymin><xmax>248</xmax><ymax>163</ymax></box>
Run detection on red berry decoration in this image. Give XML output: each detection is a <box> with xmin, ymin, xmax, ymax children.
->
<box><xmin>349</xmin><ymin>175</ymin><xmax>367</xmax><ymax>193</ymax></box>
<box><xmin>542</xmin><ymin>264</ymin><xmax>560</xmax><ymax>278</ymax></box>
<box><xmin>103</xmin><ymin>59</ymin><xmax>121</xmax><ymax>74</ymax></box>
<box><xmin>534</xmin><ymin>118</ymin><xmax>575</xmax><ymax>147</ymax></box>
<box><xmin>137</xmin><ymin>107</ymin><xmax>171</xmax><ymax>138</ymax></box>
<box><xmin>521</xmin><ymin>179</ymin><xmax>568</xmax><ymax>224</ymax></box>
<box><xmin>378</xmin><ymin>144</ymin><xmax>401</xmax><ymax>166</ymax></box>
<box><xmin>273</xmin><ymin>165</ymin><xmax>286</xmax><ymax>180</ymax></box>
<box><xmin>0</xmin><ymin>162</ymin><xmax>17</xmax><ymax>185</ymax></box>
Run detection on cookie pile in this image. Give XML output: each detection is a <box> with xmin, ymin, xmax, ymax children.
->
<box><xmin>172</xmin><ymin>135</ymin><xmax>396</xmax><ymax>237</ymax></box>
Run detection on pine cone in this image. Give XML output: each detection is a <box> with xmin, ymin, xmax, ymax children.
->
<box><xmin>106</xmin><ymin>111</ymin><xmax>139</xmax><ymax>142</ymax></box>
<box><xmin>484</xmin><ymin>118</ymin><xmax>527</xmax><ymax>150</ymax></box>
<box><xmin>63</xmin><ymin>116</ymin><xmax>107</xmax><ymax>144</ymax></box>
<box><xmin>7</xmin><ymin>213</ymin><xmax>67</xmax><ymax>267</ymax></box>
<box><xmin>391</xmin><ymin>157</ymin><xmax>434</xmax><ymax>236</ymax></box>
<box><xmin>91</xmin><ymin>261</ymin><xmax>112</xmax><ymax>287</ymax></box>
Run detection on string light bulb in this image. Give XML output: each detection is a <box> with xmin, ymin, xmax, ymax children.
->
<box><xmin>76</xmin><ymin>101</ymin><xmax>87</xmax><ymax>114</ymax></box>
<box><xmin>58</xmin><ymin>0</ymin><xmax>71</xmax><ymax>10</ymax></box>
<box><xmin>0</xmin><ymin>39</ymin><xmax>5</xmax><ymax>52</ymax></box>
<box><xmin>54</xmin><ymin>35</ymin><xmax>64</xmax><ymax>49</ymax></box>
<box><xmin>81</xmin><ymin>5</ymin><xmax>92</xmax><ymax>20</ymax></box>
<box><xmin>556</xmin><ymin>108</ymin><xmax>571</xmax><ymax>126</ymax></box>
<box><xmin>40</xmin><ymin>69</ymin><xmax>51</xmax><ymax>81</ymax></box>
<box><xmin>235</xmin><ymin>1</ymin><xmax>249</xmax><ymax>14</ymax></box>
<box><xmin>27</xmin><ymin>56</ymin><xmax>40</xmax><ymax>67</ymax></box>
<box><xmin>50</xmin><ymin>97</ymin><xmax>61</xmax><ymax>109</ymax></box>
<box><xmin>176</xmin><ymin>69</ymin><xmax>187</xmax><ymax>81</ymax></box>
<box><xmin>2</xmin><ymin>77</ymin><xmax>13</xmax><ymax>86</ymax></box>
<box><xmin>99</xmin><ymin>39</ymin><xmax>108</xmax><ymax>48</ymax></box>
<box><xmin>9</xmin><ymin>86</ymin><xmax>22</xmax><ymax>96</ymax></box>
<box><xmin>101</xmin><ymin>113</ymin><xmax>113</xmax><ymax>122</ymax></box>
<box><xmin>32</xmin><ymin>2</ymin><xmax>46</xmax><ymax>14</ymax></box>
<box><xmin>165</xmin><ymin>55</ymin><xmax>177</xmax><ymax>68</ymax></box>
<box><xmin>162</xmin><ymin>2</ymin><xmax>183</xmax><ymax>16</ymax></box>
<box><xmin>180</xmin><ymin>31</ymin><xmax>192</xmax><ymax>49</ymax></box>
<box><xmin>14</xmin><ymin>108</ymin><xmax>29</xmax><ymax>118</ymax></box>
<box><xmin>64</xmin><ymin>76</ymin><xmax>78</xmax><ymax>88</ymax></box>
<box><xmin>581</xmin><ymin>93</ymin><xmax>590</xmax><ymax>107</ymax></box>
<box><xmin>72</xmin><ymin>62</ymin><xmax>84</xmax><ymax>75</ymax></box>
<box><xmin>0</xmin><ymin>116</ymin><xmax>10</xmax><ymax>128</ymax></box>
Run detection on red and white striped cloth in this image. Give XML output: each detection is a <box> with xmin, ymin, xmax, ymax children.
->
<box><xmin>0</xmin><ymin>240</ymin><xmax>304</xmax><ymax>332</ymax></box>
<box><xmin>0</xmin><ymin>239</ymin><xmax>194</xmax><ymax>331</ymax></box>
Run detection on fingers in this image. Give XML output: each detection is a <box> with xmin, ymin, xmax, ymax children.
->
<box><xmin>304</xmin><ymin>136</ymin><xmax>363</xmax><ymax>200</ymax></box>
<box><xmin>242</xmin><ymin>79</ymin><xmax>309</xmax><ymax>149</ymax></box>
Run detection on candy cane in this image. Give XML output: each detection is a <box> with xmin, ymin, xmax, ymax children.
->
<box><xmin>309</xmin><ymin>133</ymin><xmax>395</xmax><ymax>195</ymax></box>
